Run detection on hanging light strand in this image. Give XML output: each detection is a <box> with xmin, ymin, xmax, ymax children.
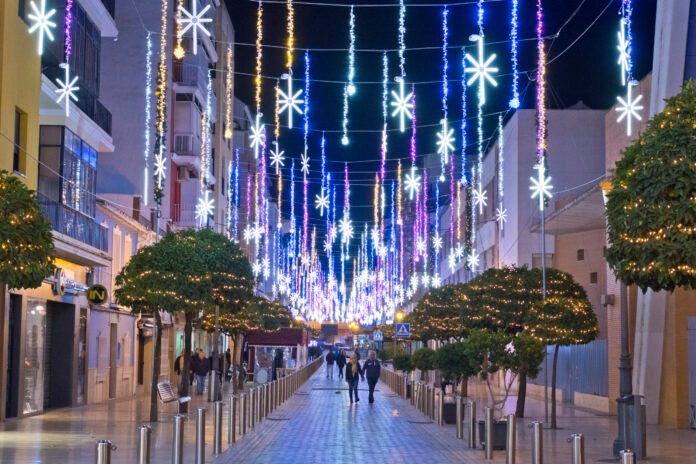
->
<box><xmin>509</xmin><ymin>0</ymin><xmax>520</xmax><ymax>108</ymax></box>
<box><xmin>255</xmin><ymin>0</ymin><xmax>263</xmax><ymax>113</ymax></box>
<box><xmin>286</xmin><ymin>0</ymin><xmax>295</xmax><ymax>70</ymax></box>
<box><xmin>143</xmin><ymin>32</ymin><xmax>153</xmax><ymax>206</ymax></box>
<box><xmin>153</xmin><ymin>0</ymin><xmax>169</xmax><ymax>203</ymax></box>
<box><xmin>398</xmin><ymin>0</ymin><xmax>406</xmax><ymax>77</ymax></box>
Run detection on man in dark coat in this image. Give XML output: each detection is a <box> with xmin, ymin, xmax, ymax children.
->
<box><xmin>363</xmin><ymin>350</ymin><xmax>381</xmax><ymax>404</ymax></box>
<box><xmin>325</xmin><ymin>349</ymin><xmax>336</xmax><ymax>380</ymax></box>
<box><xmin>336</xmin><ymin>349</ymin><xmax>347</xmax><ymax>379</ymax></box>
<box><xmin>191</xmin><ymin>349</ymin><xmax>210</xmax><ymax>395</ymax></box>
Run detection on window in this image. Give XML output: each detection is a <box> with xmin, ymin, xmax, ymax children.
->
<box><xmin>13</xmin><ymin>109</ymin><xmax>26</xmax><ymax>174</ymax></box>
<box><xmin>577</xmin><ymin>249</ymin><xmax>585</xmax><ymax>261</ymax></box>
<box><xmin>590</xmin><ymin>272</ymin><xmax>598</xmax><ymax>284</ymax></box>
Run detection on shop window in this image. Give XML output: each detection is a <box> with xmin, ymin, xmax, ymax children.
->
<box><xmin>23</xmin><ymin>299</ymin><xmax>47</xmax><ymax>415</ymax></box>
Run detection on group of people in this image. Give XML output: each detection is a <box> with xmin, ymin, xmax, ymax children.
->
<box><xmin>325</xmin><ymin>348</ymin><xmax>381</xmax><ymax>404</ymax></box>
<box><xmin>174</xmin><ymin>348</ymin><xmax>224</xmax><ymax>395</ymax></box>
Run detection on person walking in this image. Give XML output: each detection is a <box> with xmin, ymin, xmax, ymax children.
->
<box><xmin>191</xmin><ymin>349</ymin><xmax>210</xmax><ymax>395</ymax></box>
<box><xmin>325</xmin><ymin>349</ymin><xmax>336</xmax><ymax>380</ymax></box>
<box><xmin>345</xmin><ymin>353</ymin><xmax>364</xmax><ymax>403</ymax></box>
<box><xmin>363</xmin><ymin>350</ymin><xmax>381</xmax><ymax>404</ymax></box>
<box><xmin>336</xmin><ymin>349</ymin><xmax>347</xmax><ymax>379</ymax></box>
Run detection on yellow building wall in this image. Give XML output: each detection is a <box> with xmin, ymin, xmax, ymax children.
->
<box><xmin>0</xmin><ymin>0</ymin><xmax>42</xmax><ymax>189</ymax></box>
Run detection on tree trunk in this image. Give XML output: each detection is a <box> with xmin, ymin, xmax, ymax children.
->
<box><xmin>234</xmin><ymin>333</ymin><xmax>246</xmax><ymax>391</ymax></box>
<box><xmin>550</xmin><ymin>344</ymin><xmax>560</xmax><ymax>429</ymax></box>
<box><xmin>180</xmin><ymin>312</ymin><xmax>194</xmax><ymax>400</ymax></box>
<box><xmin>149</xmin><ymin>310</ymin><xmax>163</xmax><ymax>422</ymax></box>
<box><xmin>459</xmin><ymin>376</ymin><xmax>468</xmax><ymax>397</ymax></box>
<box><xmin>515</xmin><ymin>371</ymin><xmax>527</xmax><ymax>418</ymax></box>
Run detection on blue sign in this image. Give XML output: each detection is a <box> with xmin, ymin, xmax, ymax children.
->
<box><xmin>373</xmin><ymin>330</ymin><xmax>383</xmax><ymax>342</ymax></box>
<box><xmin>395</xmin><ymin>323</ymin><xmax>411</xmax><ymax>338</ymax></box>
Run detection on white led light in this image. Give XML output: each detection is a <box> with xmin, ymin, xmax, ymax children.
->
<box><xmin>177</xmin><ymin>2</ymin><xmax>212</xmax><ymax>56</ymax></box>
<box><xmin>28</xmin><ymin>0</ymin><xmax>56</xmax><ymax>55</ymax></box>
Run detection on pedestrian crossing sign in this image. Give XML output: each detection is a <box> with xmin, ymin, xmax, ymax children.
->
<box><xmin>395</xmin><ymin>323</ymin><xmax>410</xmax><ymax>338</ymax></box>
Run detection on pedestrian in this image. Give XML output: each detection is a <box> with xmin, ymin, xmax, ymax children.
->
<box><xmin>174</xmin><ymin>351</ymin><xmax>187</xmax><ymax>392</ymax></box>
<box><xmin>191</xmin><ymin>349</ymin><xmax>210</xmax><ymax>395</ymax></box>
<box><xmin>325</xmin><ymin>349</ymin><xmax>336</xmax><ymax>380</ymax></box>
<box><xmin>345</xmin><ymin>353</ymin><xmax>364</xmax><ymax>403</ymax></box>
<box><xmin>336</xmin><ymin>349</ymin><xmax>347</xmax><ymax>379</ymax></box>
<box><xmin>364</xmin><ymin>350</ymin><xmax>381</xmax><ymax>404</ymax></box>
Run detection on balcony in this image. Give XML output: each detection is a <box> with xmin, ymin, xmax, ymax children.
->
<box><xmin>173</xmin><ymin>60</ymin><xmax>208</xmax><ymax>95</ymax></box>
<box><xmin>39</xmin><ymin>194</ymin><xmax>108</xmax><ymax>252</ymax></box>
<box><xmin>172</xmin><ymin>203</ymin><xmax>198</xmax><ymax>228</ymax></box>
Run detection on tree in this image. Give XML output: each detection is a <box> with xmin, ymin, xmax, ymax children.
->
<box><xmin>392</xmin><ymin>352</ymin><xmax>413</xmax><ymax>374</ymax></box>
<box><xmin>115</xmin><ymin>229</ymin><xmax>253</xmax><ymax>421</ymax></box>
<box><xmin>409</xmin><ymin>284</ymin><xmax>478</xmax><ymax>342</ymax></box>
<box><xmin>606</xmin><ymin>80</ymin><xmax>696</xmax><ymax>292</ymax></box>
<box><xmin>433</xmin><ymin>341</ymin><xmax>482</xmax><ymax>396</ymax></box>
<box><xmin>412</xmin><ymin>347</ymin><xmax>436</xmax><ymax>382</ymax></box>
<box><xmin>0</xmin><ymin>171</ymin><xmax>54</xmax><ymax>289</ymax></box>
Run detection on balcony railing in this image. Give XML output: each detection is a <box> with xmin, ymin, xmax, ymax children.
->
<box><xmin>172</xmin><ymin>60</ymin><xmax>208</xmax><ymax>93</ymax></box>
<box><xmin>38</xmin><ymin>194</ymin><xmax>108</xmax><ymax>252</ymax></box>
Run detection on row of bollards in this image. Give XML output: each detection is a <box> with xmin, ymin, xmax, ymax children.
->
<box><xmin>95</xmin><ymin>357</ymin><xmax>324</xmax><ymax>464</ymax></box>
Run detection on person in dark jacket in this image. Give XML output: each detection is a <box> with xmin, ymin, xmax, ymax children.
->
<box><xmin>336</xmin><ymin>349</ymin><xmax>347</xmax><ymax>379</ymax></box>
<box><xmin>345</xmin><ymin>353</ymin><xmax>364</xmax><ymax>403</ymax></box>
<box><xmin>325</xmin><ymin>349</ymin><xmax>336</xmax><ymax>380</ymax></box>
<box><xmin>363</xmin><ymin>350</ymin><xmax>381</xmax><ymax>404</ymax></box>
<box><xmin>191</xmin><ymin>349</ymin><xmax>210</xmax><ymax>395</ymax></box>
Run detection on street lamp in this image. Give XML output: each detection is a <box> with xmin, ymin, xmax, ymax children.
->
<box><xmin>395</xmin><ymin>310</ymin><xmax>405</xmax><ymax>322</ymax></box>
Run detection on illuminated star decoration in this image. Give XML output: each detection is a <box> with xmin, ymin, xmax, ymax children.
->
<box><xmin>616</xmin><ymin>84</ymin><xmax>643</xmax><ymax>136</ymax></box>
<box><xmin>617</xmin><ymin>19</ymin><xmax>629</xmax><ymax>86</ymax></box>
<box><xmin>530</xmin><ymin>163</ymin><xmax>553</xmax><ymax>211</ymax></box>
<box><xmin>154</xmin><ymin>147</ymin><xmax>167</xmax><ymax>188</ymax></box>
<box><xmin>495</xmin><ymin>206</ymin><xmax>508</xmax><ymax>227</ymax></box>
<box><xmin>195</xmin><ymin>190</ymin><xmax>215</xmax><ymax>227</ymax></box>
<box><xmin>465</xmin><ymin>36</ymin><xmax>498</xmax><ymax>105</ymax></box>
<box><xmin>338</xmin><ymin>216</ymin><xmax>353</xmax><ymax>243</ymax></box>
<box><xmin>278</xmin><ymin>76</ymin><xmax>304</xmax><ymax>129</ymax></box>
<box><xmin>55</xmin><ymin>63</ymin><xmax>79</xmax><ymax>117</ymax></box>
<box><xmin>416</xmin><ymin>238</ymin><xmax>426</xmax><ymax>255</ymax></box>
<box><xmin>177</xmin><ymin>1</ymin><xmax>212</xmax><ymax>56</ymax></box>
<box><xmin>404</xmin><ymin>165</ymin><xmax>421</xmax><ymax>200</ymax></box>
<box><xmin>436</xmin><ymin>119</ymin><xmax>455</xmax><ymax>161</ymax></box>
<box><xmin>455</xmin><ymin>242</ymin><xmax>465</xmax><ymax>259</ymax></box>
<box><xmin>243</xmin><ymin>224</ymin><xmax>256</xmax><ymax>244</ymax></box>
<box><xmin>390</xmin><ymin>77</ymin><xmax>414</xmax><ymax>132</ymax></box>
<box><xmin>300</xmin><ymin>153</ymin><xmax>310</xmax><ymax>176</ymax></box>
<box><xmin>252</xmin><ymin>261</ymin><xmax>262</xmax><ymax>277</ymax></box>
<box><xmin>432</xmin><ymin>234</ymin><xmax>443</xmax><ymax>251</ymax></box>
<box><xmin>472</xmin><ymin>185</ymin><xmax>488</xmax><ymax>214</ymax></box>
<box><xmin>315</xmin><ymin>189</ymin><xmax>329</xmax><ymax>216</ymax></box>
<box><xmin>323</xmin><ymin>237</ymin><xmax>332</xmax><ymax>253</ymax></box>
<box><xmin>27</xmin><ymin>0</ymin><xmax>57</xmax><ymax>55</ymax></box>
<box><xmin>448</xmin><ymin>252</ymin><xmax>457</xmax><ymax>271</ymax></box>
<box><xmin>270</xmin><ymin>141</ymin><xmax>285</xmax><ymax>174</ymax></box>
<box><xmin>431</xmin><ymin>274</ymin><xmax>441</xmax><ymax>288</ymax></box>
<box><xmin>249</xmin><ymin>114</ymin><xmax>265</xmax><ymax>159</ymax></box>
<box><xmin>467</xmin><ymin>250</ymin><xmax>480</xmax><ymax>271</ymax></box>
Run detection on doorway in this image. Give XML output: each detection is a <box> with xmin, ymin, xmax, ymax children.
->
<box><xmin>5</xmin><ymin>295</ymin><xmax>22</xmax><ymax>418</ymax></box>
<box><xmin>45</xmin><ymin>301</ymin><xmax>75</xmax><ymax>410</ymax></box>
<box><xmin>109</xmin><ymin>323</ymin><xmax>118</xmax><ymax>399</ymax></box>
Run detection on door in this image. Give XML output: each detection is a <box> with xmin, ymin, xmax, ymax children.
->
<box><xmin>5</xmin><ymin>295</ymin><xmax>22</xmax><ymax>418</ymax></box>
<box><xmin>109</xmin><ymin>323</ymin><xmax>117</xmax><ymax>399</ymax></box>
<box><xmin>46</xmin><ymin>301</ymin><xmax>74</xmax><ymax>410</ymax></box>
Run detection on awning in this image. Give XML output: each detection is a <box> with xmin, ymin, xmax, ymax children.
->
<box><xmin>530</xmin><ymin>184</ymin><xmax>606</xmax><ymax>235</ymax></box>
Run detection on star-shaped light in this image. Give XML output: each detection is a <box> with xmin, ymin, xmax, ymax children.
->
<box><xmin>616</xmin><ymin>84</ymin><xmax>643</xmax><ymax>137</ymax></box>
<box><xmin>252</xmin><ymin>261</ymin><xmax>262</xmax><ymax>277</ymax></box>
<box><xmin>448</xmin><ymin>252</ymin><xmax>457</xmax><ymax>272</ymax></box>
<box><xmin>495</xmin><ymin>206</ymin><xmax>508</xmax><ymax>227</ymax></box>
<box><xmin>473</xmin><ymin>186</ymin><xmax>488</xmax><ymax>214</ymax></box>
<box><xmin>315</xmin><ymin>189</ymin><xmax>329</xmax><ymax>216</ymax></box>
<box><xmin>177</xmin><ymin>1</ymin><xmax>212</xmax><ymax>55</ymax></box>
<box><xmin>55</xmin><ymin>63</ymin><xmax>79</xmax><ymax>117</ymax></box>
<box><xmin>390</xmin><ymin>77</ymin><xmax>414</xmax><ymax>132</ymax></box>
<box><xmin>338</xmin><ymin>216</ymin><xmax>353</xmax><ymax>243</ymax></box>
<box><xmin>262</xmin><ymin>258</ymin><xmax>271</xmax><ymax>278</ymax></box>
<box><xmin>195</xmin><ymin>190</ymin><xmax>214</xmax><ymax>227</ymax></box>
<box><xmin>530</xmin><ymin>162</ymin><xmax>553</xmax><ymax>211</ymax></box>
<box><xmin>404</xmin><ymin>165</ymin><xmax>421</xmax><ymax>200</ymax></box>
<box><xmin>421</xmin><ymin>273</ymin><xmax>430</xmax><ymax>287</ymax></box>
<box><xmin>323</xmin><ymin>237</ymin><xmax>332</xmax><ymax>254</ymax></box>
<box><xmin>300</xmin><ymin>153</ymin><xmax>310</xmax><ymax>176</ymax></box>
<box><xmin>270</xmin><ymin>141</ymin><xmax>285</xmax><ymax>174</ymax></box>
<box><xmin>436</xmin><ymin>119</ymin><xmax>455</xmax><ymax>159</ymax></box>
<box><xmin>406</xmin><ymin>289</ymin><xmax>414</xmax><ymax>300</ymax></box>
<box><xmin>431</xmin><ymin>274</ymin><xmax>442</xmax><ymax>288</ymax></box>
<box><xmin>617</xmin><ymin>19</ymin><xmax>629</xmax><ymax>86</ymax></box>
<box><xmin>467</xmin><ymin>250</ymin><xmax>480</xmax><ymax>271</ymax></box>
<box><xmin>243</xmin><ymin>224</ymin><xmax>255</xmax><ymax>243</ymax></box>
<box><xmin>416</xmin><ymin>238</ymin><xmax>427</xmax><ymax>255</ymax></box>
<box><xmin>28</xmin><ymin>0</ymin><xmax>57</xmax><ymax>55</ymax></box>
<box><xmin>410</xmin><ymin>274</ymin><xmax>419</xmax><ymax>290</ymax></box>
<box><xmin>465</xmin><ymin>35</ymin><xmax>499</xmax><ymax>105</ymax></box>
<box><xmin>432</xmin><ymin>234</ymin><xmax>443</xmax><ymax>251</ymax></box>
<box><xmin>455</xmin><ymin>243</ymin><xmax>465</xmax><ymax>259</ymax></box>
<box><xmin>278</xmin><ymin>76</ymin><xmax>304</xmax><ymax>129</ymax></box>
<box><xmin>154</xmin><ymin>147</ymin><xmax>167</xmax><ymax>188</ymax></box>
<box><xmin>249</xmin><ymin>114</ymin><xmax>265</xmax><ymax>159</ymax></box>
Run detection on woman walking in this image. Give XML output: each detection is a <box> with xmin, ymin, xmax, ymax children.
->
<box><xmin>345</xmin><ymin>353</ymin><xmax>364</xmax><ymax>403</ymax></box>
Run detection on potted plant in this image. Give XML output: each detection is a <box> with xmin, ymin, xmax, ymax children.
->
<box><xmin>411</xmin><ymin>347</ymin><xmax>436</xmax><ymax>383</ymax></box>
<box><xmin>392</xmin><ymin>352</ymin><xmax>414</xmax><ymax>398</ymax></box>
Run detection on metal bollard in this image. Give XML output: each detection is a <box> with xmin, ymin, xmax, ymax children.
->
<box><xmin>570</xmin><ymin>433</ymin><xmax>585</xmax><ymax>464</ymax></box>
<box><xmin>228</xmin><ymin>396</ymin><xmax>237</xmax><ymax>444</ymax></box>
<box><xmin>209</xmin><ymin>371</ymin><xmax>218</xmax><ymax>402</ymax></box>
<box><xmin>213</xmin><ymin>401</ymin><xmax>223</xmax><ymax>455</ymax></box>
<box><xmin>172</xmin><ymin>414</ymin><xmax>186</xmax><ymax>464</ymax></box>
<box><xmin>95</xmin><ymin>440</ymin><xmax>112</xmax><ymax>464</ymax></box>
<box><xmin>264</xmin><ymin>383</ymin><xmax>269</xmax><ymax>417</ymax></box>
<box><xmin>195</xmin><ymin>407</ymin><xmax>206</xmax><ymax>464</ymax></box>
<box><xmin>249</xmin><ymin>388</ymin><xmax>256</xmax><ymax>428</ymax></box>
<box><xmin>430</xmin><ymin>387</ymin><xmax>436</xmax><ymax>421</ymax></box>
<box><xmin>467</xmin><ymin>401</ymin><xmax>477</xmax><ymax>449</ymax></box>
<box><xmin>240</xmin><ymin>393</ymin><xmax>247</xmax><ymax>436</ymax></box>
<box><xmin>532</xmin><ymin>421</ymin><xmax>543</xmax><ymax>464</ymax></box>
<box><xmin>437</xmin><ymin>391</ymin><xmax>444</xmax><ymax>426</ymax></box>
<box><xmin>137</xmin><ymin>425</ymin><xmax>151</xmax><ymax>464</ymax></box>
<box><xmin>456</xmin><ymin>396</ymin><xmax>464</xmax><ymax>439</ymax></box>
<box><xmin>484</xmin><ymin>407</ymin><xmax>494</xmax><ymax>460</ymax></box>
<box><xmin>620</xmin><ymin>450</ymin><xmax>636</xmax><ymax>464</ymax></box>
<box><xmin>402</xmin><ymin>374</ymin><xmax>408</xmax><ymax>399</ymax></box>
<box><xmin>506</xmin><ymin>414</ymin><xmax>516</xmax><ymax>464</ymax></box>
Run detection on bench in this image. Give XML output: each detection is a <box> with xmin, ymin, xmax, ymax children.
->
<box><xmin>156</xmin><ymin>381</ymin><xmax>191</xmax><ymax>414</ymax></box>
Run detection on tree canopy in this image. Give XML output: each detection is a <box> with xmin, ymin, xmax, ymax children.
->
<box><xmin>200</xmin><ymin>296</ymin><xmax>293</xmax><ymax>336</ymax></box>
<box><xmin>606</xmin><ymin>79</ymin><xmax>696</xmax><ymax>292</ymax></box>
<box><xmin>409</xmin><ymin>284</ymin><xmax>479</xmax><ymax>342</ymax></box>
<box><xmin>0</xmin><ymin>172</ymin><xmax>54</xmax><ymax>289</ymax></box>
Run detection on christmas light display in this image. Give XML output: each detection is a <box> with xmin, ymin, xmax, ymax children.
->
<box><xmin>143</xmin><ymin>33</ymin><xmax>153</xmax><ymax>206</ymax></box>
<box><xmin>255</xmin><ymin>0</ymin><xmax>263</xmax><ymax>113</ymax></box>
<box><xmin>616</xmin><ymin>83</ymin><xmax>643</xmax><ymax>137</ymax></box>
<box><xmin>509</xmin><ymin>0</ymin><xmax>520</xmax><ymax>109</ymax></box>
<box><xmin>278</xmin><ymin>75</ymin><xmax>304</xmax><ymax>129</ymax></box>
<box><xmin>496</xmin><ymin>115</ymin><xmax>507</xmax><ymax>228</ymax></box>
<box><xmin>530</xmin><ymin>162</ymin><xmax>553</xmax><ymax>211</ymax></box>
<box><xmin>249</xmin><ymin>113</ymin><xmax>265</xmax><ymax>159</ymax></box>
<box><xmin>225</xmin><ymin>45</ymin><xmax>233</xmax><ymax>139</ymax></box>
<box><xmin>464</xmin><ymin>35</ymin><xmax>498</xmax><ymax>106</ymax></box>
<box><xmin>153</xmin><ymin>0</ymin><xmax>169</xmax><ymax>204</ymax></box>
<box><xmin>173</xmin><ymin>0</ymin><xmax>185</xmax><ymax>59</ymax></box>
<box><xmin>55</xmin><ymin>63</ymin><xmax>79</xmax><ymax>117</ymax></box>
<box><xmin>270</xmin><ymin>141</ymin><xmax>285</xmax><ymax>174</ymax></box>
<box><xmin>177</xmin><ymin>0</ymin><xmax>212</xmax><ymax>56</ymax></box>
<box><xmin>404</xmin><ymin>165</ymin><xmax>421</xmax><ymax>200</ymax></box>
<box><xmin>341</xmin><ymin>5</ymin><xmax>357</xmax><ymax>145</ymax></box>
<box><xmin>615</xmin><ymin>1</ymin><xmax>641</xmax><ymax>136</ymax></box>
<box><xmin>391</xmin><ymin>77</ymin><xmax>414</xmax><ymax>133</ymax></box>
<box><xmin>195</xmin><ymin>190</ymin><xmax>214</xmax><ymax>227</ymax></box>
<box><xmin>28</xmin><ymin>0</ymin><xmax>56</xmax><ymax>55</ymax></box>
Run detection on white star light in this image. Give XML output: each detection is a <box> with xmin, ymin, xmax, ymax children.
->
<box><xmin>436</xmin><ymin>119</ymin><xmax>455</xmax><ymax>160</ymax></box>
<box><xmin>467</xmin><ymin>250</ymin><xmax>480</xmax><ymax>271</ymax></box>
<box><xmin>431</xmin><ymin>274</ymin><xmax>442</xmax><ymax>288</ymax></box>
<box><xmin>410</xmin><ymin>274</ymin><xmax>419</xmax><ymax>291</ymax></box>
<box><xmin>421</xmin><ymin>273</ymin><xmax>430</xmax><ymax>287</ymax></box>
<box><xmin>270</xmin><ymin>142</ymin><xmax>285</xmax><ymax>174</ymax></box>
<box><xmin>278</xmin><ymin>76</ymin><xmax>304</xmax><ymax>129</ymax></box>
<box><xmin>154</xmin><ymin>147</ymin><xmax>167</xmax><ymax>188</ymax></box>
<box><xmin>195</xmin><ymin>190</ymin><xmax>215</xmax><ymax>227</ymax></box>
<box><xmin>530</xmin><ymin>163</ymin><xmax>553</xmax><ymax>211</ymax></box>
<box><xmin>473</xmin><ymin>186</ymin><xmax>488</xmax><ymax>214</ymax></box>
<box><xmin>338</xmin><ymin>216</ymin><xmax>353</xmax><ymax>243</ymax></box>
<box><xmin>55</xmin><ymin>64</ymin><xmax>79</xmax><ymax>117</ymax></box>
<box><xmin>177</xmin><ymin>1</ymin><xmax>212</xmax><ymax>55</ymax></box>
<box><xmin>495</xmin><ymin>206</ymin><xmax>508</xmax><ymax>227</ymax></box>
<box><xmin>300</xmin><ymin>153</ymin><xmax>310</xmax><ymax>176</ymax></box>
<box><xmin>616</xmin><ymin>84</ymin><xmax>643</xmax><ymax>137</ymax></box>
<box><xmin>404</xmin><ymin>165</ymin><xmax>421</xmax><ymax>200</ymax></box>
<box><xmin>390</xmin><ymin>77</ymin><xmax>414</xmax><ymax>132</ymax></box>
<box><xmin>432</xmin><ymin>234</ymin><xmax>443</xmax><ymax>251</ymax></box>
<box><xmin>27</xmin><ymin>0</ymin><xmax>56</xmax><ymax>55</ymax></box>
<box><xmin>323</xmin><ymin>237</ymin><xmax>332</xmax><ymax>254</ymax></box>
<box><xmin>617</xmin><ymin>19</ymin><xmax>629</xmax><ymax>86</ymax></box>
<box><xmin>416</xmin><ymin>238</ymin><xmax>426</xmax><ymax>255</ymax></box>
<box><xmin>249</xmin><ymin>114</ymin><xmax>265</xmax><ymax>159</ymax></box>
<box><xmin>315</xmin><ymin>189</ymin><xmax>329</xmax><ymax>216</ymax></box>
<box><xmin>448</xmin><ymin>252</ymin><xmax>457</xmax><ymax>272</ymax></box>
<box><xmin>465</xmin><ymin>36</ymin><xmax>499</xmax><ymax>105</ymax></box>
<box><xmin>243</xmin><ymin>225</ymin><xmax>255</xmax><ymax>243</ymax></box>
<box><xmin>252</xmin><ymin>261</ymin><xmax>262</xmax><ymax>277</ymax></box>
<box><xmin>455</xmin><ymin>243</ymin><xmax>465</xmax><ymax>259</ymax></box>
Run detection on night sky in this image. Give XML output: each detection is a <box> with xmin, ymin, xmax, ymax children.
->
<box><xmin>224</xmin><ymin>0</ymin><xmax>657</xmax><ymax>244</ymax></box>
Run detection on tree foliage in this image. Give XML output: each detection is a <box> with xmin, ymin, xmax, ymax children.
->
<box><xmin>392</xmin><ymin>352</ymin><xmax>413</xmax><ymax>372</ymax></box>
<box><xmin>606</xmin><ymin>79</ymin><xmax>696</xmax><ymax>292</ymax></box>
<box><xmin>409</xmin><ymin>284</ymin><xmax>479</xmax><ymax>342</ymax></box>
<box><xmin>0</xmin><ymin>172</ymin><xmax>54</xmax><ymax>289</ymax></box>
<box><xmin>527</xmin><ymin>295</ymin><xmax>599</xmax><ymax>346</ymax></box>
<box><xmin>433</xmin><ymin>341</ymin><xmax>482</xmax><ymax>386</ymax></box>
<box><xmin>200</xmin><ymin>297</ymin><xmax>293</xmax><ymax>336</ymax></box>
<box><xmin>411</xmin><ymin>347</ymin><xmax>436</xmax><ymax>372</ymax></box>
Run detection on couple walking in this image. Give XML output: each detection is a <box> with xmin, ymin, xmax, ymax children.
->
<box><xmin>327</xmin><ymin>349</ymin><xmax>381</xmax><ymax>404</ymax></box>
<box><xmin>325</xmin><ymin>349</ymin><xmax>346</xmax><ymax>380</ymax></box>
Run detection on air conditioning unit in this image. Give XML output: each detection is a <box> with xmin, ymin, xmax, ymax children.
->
<box><xmin>601</xmin><ymin>294</ymin><xmax>616</xmax><ymax>307</ymax></box>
